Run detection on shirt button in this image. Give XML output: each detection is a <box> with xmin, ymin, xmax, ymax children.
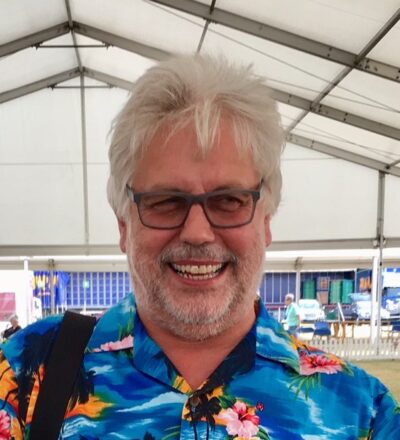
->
<box><xmin>189</xmin><ymin>395</ymin><xmax>200</xmax><ymax>411</ymax></box>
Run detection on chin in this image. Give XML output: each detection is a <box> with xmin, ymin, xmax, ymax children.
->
<box><xmin>166</xmin><ymin>320</ymin><xmax>232</xmax><ymax>341</ymax></box>
<box><xmin>159</xmin><ymin>299</ymin><xmax>239</xmax><ymax>340</ymax></box>
<box><xmin>155</xmin><ymin>284</ymin><xmax>250</xmax><ymax>340</ymax></box>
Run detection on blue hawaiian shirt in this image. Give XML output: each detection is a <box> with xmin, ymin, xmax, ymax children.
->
<box><xmin>0</xmin><ymin>293</ymin><xmax>399</xmax><ymax>439</ymax></box>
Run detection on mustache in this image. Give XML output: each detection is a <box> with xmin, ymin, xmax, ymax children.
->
<box><xmin>159</xmin><ymin>243</ymin><xmax>238</xmax><ymax>265</ymax></box>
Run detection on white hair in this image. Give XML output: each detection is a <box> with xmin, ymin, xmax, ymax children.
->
<box><xmin>107</xmin><ymin>54</ymin><xmax>285</xmax><ymax>220</ymax></box>
<box><xmin>285</xmin><ymin>293</ymin><xmax>295</xmax><ymax>301</ymax></box>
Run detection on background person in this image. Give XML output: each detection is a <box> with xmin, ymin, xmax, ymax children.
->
<box><xmin>285</xmin><ymin>293</ymin><xmax>300</xmax><ymax>335</ymax></box>
<box><xmin>1</xmin><ymin>315</ymin><xmax>21</xmax><ymax>340</ymax></box>
<box><xmin>0</xmin><ymin>54</ymin><xmax>399</xmax><ymax>439</ymax></box>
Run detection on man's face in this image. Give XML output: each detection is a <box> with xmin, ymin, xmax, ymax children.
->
<box><xmin>119</xmin><ymin>119</ymin><xmax>272</xmax><ymax>341</ymax></box>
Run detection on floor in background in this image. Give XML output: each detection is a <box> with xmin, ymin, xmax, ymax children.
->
<box><xmin>353</xmin><ymin>360</ymin><xmax>400</xmax><ymax>402</ymax></box>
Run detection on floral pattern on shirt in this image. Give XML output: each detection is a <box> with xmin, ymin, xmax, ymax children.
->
<box><xmin>0</xmin><ymin>293</ymin><xmax>399</xmax><ymax>439</ymax></box>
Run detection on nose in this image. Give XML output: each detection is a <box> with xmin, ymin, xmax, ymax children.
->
<box><xmin>179</xmin><ymin>204</ymin><xmax>215</xmax><ymax>245</ymax></box>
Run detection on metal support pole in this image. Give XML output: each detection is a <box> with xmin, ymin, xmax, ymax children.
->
<box><xmin>295</xmin><ymin>270</ymin><xmax>301</xmax><ymax>304</ymax></box>
<box><xmin>196</xmin><ymin>0</ymin><xmax>215</xmax><ymax>53</ymax></box>
<box><xmin>49</xmin><ymin>259</ymin><xmax>56</xmax><ymax>315</ymax></box>
<box><xmin>371</xmin><ymin>256</ymin><xmax>378</xmax><ymax>344</ymax></box>
<box><xmin>80</xmin><ymin>74</ymin><xmax>90</xmax><ymax>248</ymax></box>
<box><xmin>294</xmin><ymin>257</ymin><xmax>302</xmax><ymax>303</ymax></box>
<box><xmin>23</xmin><ymin>258</ymin><xmax>30</xmax><ymax>326</ymax></box>
<box><xmin>374</xmin><ymin>172</ymin><xmax>386</xmax><ymax>354</ymax></box>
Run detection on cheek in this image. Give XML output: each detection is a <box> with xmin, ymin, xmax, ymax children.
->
<box><xmin>128</xmin><ymin>223</ymin><xmax>177</xmax><ymax>257</ymax></box>
<box><xmin>219</xmin><ymin>225</ymin><xmax>265</xmax><ymax>257</ymax></box>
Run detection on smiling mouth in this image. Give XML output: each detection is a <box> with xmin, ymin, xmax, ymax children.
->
<box><xmin>170</xmin><ymin>263</ymin><xmax>226</xmax><ymax>280</ymax></box>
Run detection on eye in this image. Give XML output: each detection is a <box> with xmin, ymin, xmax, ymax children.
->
<box><xmin>208</xmin><ymin>192</ymin><xmax>252</xmax><ymax>212</ymax></box>
<box><xmin>141</xmin><ymin>194</ymin><xmax>187</xmax><ymax>213</ymax></box>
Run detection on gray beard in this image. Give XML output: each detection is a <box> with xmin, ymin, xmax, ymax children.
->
<box><xmin>128</xmin><ymin>242</ymin><xmax>264</xmax><ymax>341</ymax></box>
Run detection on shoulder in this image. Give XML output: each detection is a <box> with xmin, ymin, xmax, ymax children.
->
<box><xmin>295</xmin><ymin>339</ymin><xmax>393</xmax><ymax>396</ymax></box>
<box><xmin>1</xmin><ymin>314</ymin><xmax>63</xmax><ymax>376</ymax></box>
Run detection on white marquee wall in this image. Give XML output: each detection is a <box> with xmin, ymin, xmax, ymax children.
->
<box><xmin>272</xmin><ymin>146</ymin><xmax>379</xmax><ymax>242</ymax></box>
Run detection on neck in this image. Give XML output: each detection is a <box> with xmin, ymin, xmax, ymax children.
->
<box><xmin>138</xmin><ymin>302</ymin><xmax>257</xmax><ymax>389</ymax></box>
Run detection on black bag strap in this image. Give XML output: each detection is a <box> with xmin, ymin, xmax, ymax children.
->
<box><xmin>30</xmin><ymin>311</ymin><xmax>97</xmax><ymax>440</ymax></box>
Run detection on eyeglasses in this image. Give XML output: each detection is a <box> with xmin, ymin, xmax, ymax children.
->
<box><xmin>126</xmin><ymin>181</ymin><xmax>264</xmax><ymax>230</ymax></box>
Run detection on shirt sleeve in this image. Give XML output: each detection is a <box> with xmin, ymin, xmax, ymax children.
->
<box><xmin>0</xmin><ymin>351</ymin><xmax>24</xmax><ymax>439</ymax></box>
<box><xmin>371</xmin><ymin>390</ymin><xmax>400</xmax><ymax>439</ymax></box>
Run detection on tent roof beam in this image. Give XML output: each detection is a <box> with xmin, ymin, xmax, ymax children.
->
<box><xmin>0</xmin><ymin>22</ymin><xmax>70</xmax><ymax>57</ymax></box>
<box><xmin>286</xmin><ymin>133</ymin><xmax>400</xmax><ymax>177</ymax></box>
<box><xmin>83</xmin><ymin>68</ymin><xmax>132</xmax><ymax>90</ymax></box>
<box><xmin>284</xmin><ymin>7</ymin><xmax>400</xmax><ymax>133</ymax></box>
<box><xmin>271</xmin><ymin>88</ymin><xmax>400</xmax><ymax>141</ymax></box>
<box><xmin>73</xmin><ymin>21</ymin><xmax>170</xmax><ymax>61</ymax></box>
<box><xmin>0</xmin><ymin>68</ymin><xmax>80</xmax><ymax>104</ymax></box>
<box><xmin>149</xmin><ymin>0</ymin><xmax>400</xmax><ymax>84</ymax></box>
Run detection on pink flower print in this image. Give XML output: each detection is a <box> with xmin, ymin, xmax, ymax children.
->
<box><xmin>0</xmin><ymin>410</ymin><xmax>11</xmax><ymax>440</ymax></box>
<box><xmin>94</xmin><ymin>335</ymin><xmax>133</xmax><ymax>352</ymax></box>
<box><xmin>220</xmin><ymin>401</ymin><xmax>260</xmax><ymax>439</ymax></box>
<box><xmin>300</xmin><ymin>353</ymin><xmax>343</xmax><ymax>376</ymax></box>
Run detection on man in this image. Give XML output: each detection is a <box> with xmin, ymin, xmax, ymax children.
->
<box><xmin>1</xmin><ymin>314</ymin><xmax>21</xmax><ymax>340</ymax></box>
<box><xmin>0</xmin><ymin>55</ymin><xmax>399</xmax><ymax>439</ymax></box>
<box><xmin>284</xmin><ymin>293</ymin><xmax>300</xmax><ymax>335</ymax></box>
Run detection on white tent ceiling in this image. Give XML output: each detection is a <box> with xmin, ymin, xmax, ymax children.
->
<box><xmin>1</xmin><ymin>0</ymin><xmax>400</xmax><ymax>263</ymax></box>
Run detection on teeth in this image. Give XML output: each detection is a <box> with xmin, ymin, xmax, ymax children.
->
<box><xmin>171</xmin><ymin>263</ymin><xmax>223</xmax><ymax>279</ymax></box>
<box><xmin>172</xmin><ymin>263</ymin><xmax>223</xmax><ymax>274</ymax></box>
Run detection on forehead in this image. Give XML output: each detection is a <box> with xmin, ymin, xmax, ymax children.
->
<box><xmin>133</xmin><ymin>120</ymin><xmax>260</xmax><ymax>191</ymax></box>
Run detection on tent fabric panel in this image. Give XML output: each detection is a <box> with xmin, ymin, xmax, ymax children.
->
<box><xmin>384</xmin><ymin>175</ymin><xmax>400</xmax><ymax>237</ymax></box>
<box><xmin>367</xmin><ymin>23</ymin><xmax>400</xmax><ymax>66</ymax></box>
<box><xmin>87</xmin><ymin>165</ymin><xmax>120</xmax><ymax>245</ymax></box>
<box><xmin>213</xmin><ymin>0</ymin><xmax>400</xmax><ymax>53</ymax></box>
<box><xmin>293</xmin><ymin>113</ymin><xmax>400</xmax><ymax>163</ymax></box>
<box><xmin>203</xmin><ymin>22</ymin><xmax>344</xmax><ymax>101</ymax></box>
<box><xmin>71</xmin><ymin>0</ymin><xmax>205</xmax><ymax>54</ymax></box>
<box><xmin>0</xmin><ymin>89</ymin><xmax>82</xmax><ymax>165</ymax></box>
<box><xmin>77</xmin><ymin>41</ymin><xmax>156</xmax><ymax>84</ymax></box>
<box><xmin>281</xmin><ymin>143</ymin><xmax>329</xmax><ymax>161</ymax></box>
<box><xmin>0</xmin><ymin>35</ymin><xmax>76</xmax><ymax>94</ymax></box>
<box><xmin>321</xmin><ymin>69</ymin><xmax>400</xmax><ymax>129</ymax></box>
<box><xmin>271</xmin><ymin>144</ymin><xmax>379</xmax><ymax>241</ymax></box>
<box><xmin>0</xmin><ymin>164</ymin><xmax>85</xmax><ymax>245</ymax></box>
<box><xmin>0</xmin><ymin>0</ymin><xmax>66</xmax><ymax>44</ymax></box>
<box><xmin>277</xmin><ymin>103</ymin><xmax>304</xmax><ymax>130</ymax></box>
<box><xmin>85</xmin><ymin>87</ymin><xmax>130</xmax><ymax>163</ymax></box>
<box><xmin>59</xmin><ymin>78</ymin><xmax>109</xmax><ymax>87</ymax></box>
<box><xmin>0</xmin><ymin>89</ymin><xmax>82</xmax><ymax>164</ymax></box>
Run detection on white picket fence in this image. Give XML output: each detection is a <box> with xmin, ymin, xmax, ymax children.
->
<box><xmin>310</xmin><ymin>337</ymin><xmax>400</xmax><ymax>360</ymax></box>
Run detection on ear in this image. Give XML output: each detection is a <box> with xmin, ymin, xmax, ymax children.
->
<box><xmin>264</xmin><ymin>214</ymin><xmax>272</xmax><ymax>247</ymax></box>
<box><xmin>118</xmin><ymin>218</ymin><xmax>128</xmax><ymax>254</ymax></box>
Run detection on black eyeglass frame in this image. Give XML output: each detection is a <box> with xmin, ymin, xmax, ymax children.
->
<box><xmin>125</xmin><ymin>181</ymin><xmax>264</xmax><ymax>230</ymax></box>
